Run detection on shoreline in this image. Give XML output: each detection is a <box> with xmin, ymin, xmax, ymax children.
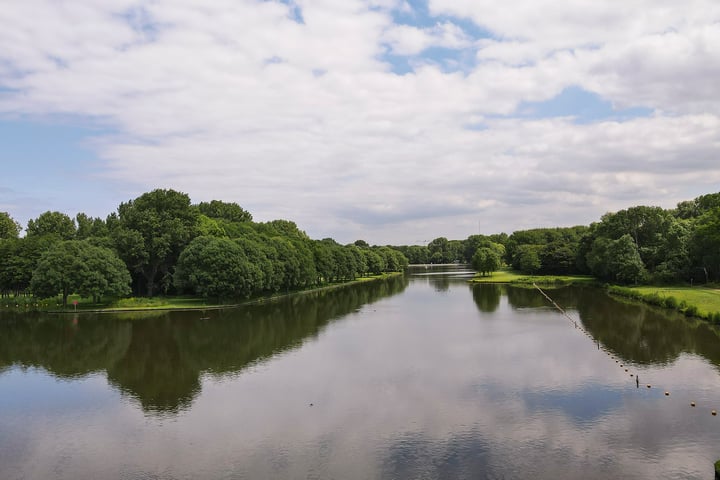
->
<box><xmin>11</xmin><ymin>272</ymin><xmax>404</xmax><ymax>315</ymax></box>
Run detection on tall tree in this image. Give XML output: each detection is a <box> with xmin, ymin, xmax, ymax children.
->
<box><xmin>472</xmin><ymin>247</ymin><xmax>501</xmax><ymax>276</ymax></box>
<box><xmin>115</xmin><ymin>189</ymin><xmax>199</xmax><ymax>296</ymax></box>
<box><xmin>196</xmin><ymin>200</ymin><xmax>252</xmax><ymax>223</ymax></box>
<box><xmin>175</xmin><ymin>236</ymin><xmax>260</xmax><ymax>300</ymax></box>
<box><xmin>30</xmin><ymin>240</ymin><xmax>131</xmax><ymax>306</ymax></box>
<box><xmin>26</xmin><ymin>211</ymin><xmax>76</xmax><ymax>240</ymax></box>
<box><xmin>0</xmin><ymin>212</ymin><xmax>21</xmax><ymax>239</ymax></box>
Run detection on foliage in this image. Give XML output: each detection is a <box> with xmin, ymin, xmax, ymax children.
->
<box><xmin>29</xmin><ymin>240</ymin><xmax>131</xmax><ymax>306</ymax></box>
<box><xmin>115</xmin><ymin>189</ymin><xmax>199</xmax><ymax>296</ymax></box>
<box><xmin>0</xmin><ymin>212</ymin><xmax>21</xmax><ymax>239</ymax></box>
<box><xmin>472</xmin><ymin>247</ymin><xmax>501</xmax><ymax>276</ymax></box>
<box><xmin>175</xmin><ymin>236</ymin><xmax>260</xmax><ymax>299</ymax></box>
<box><xmin>196</xmin><ymin>200</ymin><xmax>252</xmax><ymax>223</ymax></box>
<box><xmin>26</xmin><ymin>211</ymin><xmax>76</xmax><ymax>240</ymax></box>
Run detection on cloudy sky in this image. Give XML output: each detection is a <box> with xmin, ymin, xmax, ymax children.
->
<box><xmin>1</xmin><ymin>0</ymin><xmax>719</xmax><ymax>245</ymax></box>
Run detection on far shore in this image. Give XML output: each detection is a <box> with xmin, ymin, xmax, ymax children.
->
<box><xmin>3</xmin><ymin>272</ymin><xmax>403</xmax><ymax>315</ymax></box>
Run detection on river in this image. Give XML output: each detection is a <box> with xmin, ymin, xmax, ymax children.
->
<box><xmin>1</xmin><ymin>265</ymin><xmax>720</xmax><ymax>479</ymax></box>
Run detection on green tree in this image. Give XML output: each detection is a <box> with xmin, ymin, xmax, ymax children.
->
<box><xmin>30</xmin><ymin>240</ymin><xmax>131</xmax><ymax>306</ymax></box>
<box><xmin>472</xmin><ymin>247</ymin><xmax>501</xmax><ymax>276</ymax></box>
<box><xmin>690</xmin><ymin>206</ymin><xmax>720</xmax><ymax>282</ymax></box>
<box><xmin>311</xmin><ymin>241</ymin><xmax>336</xmax><ymax>284</ymax></box>
<box><xmin>175</xmin><ymin>236</ymin><xmax>260</xmax><ymax>299</ymax></box>
<box><xmin>196</xmin><ymin>200</ymin><xmax>252</xmax><ymax>223</ymax></box>
<box><xmin>26</xmin><ymin>211</ymin><xmax>76</xmax><ymax>240</ymax></box>
<box><xmin>0</xmin><ymin>212</ymin><xmax>21</xmax><ymax>239</ymax></box>
<box><xmin>115</xmin><ymin>189</ymin><xmax>199</xmax><ymax>296</ymax></box>
<box><xmin>539</xmin><ymin>241</ymin><xmax>577</xmax><ymax>274</ymax></box>
<box><xmin>197</xmin><ymin>214</ymin><xmax>226</xmax><ymax>237</ymax></box>
<box><xmin>365</xmin><ymin>250</ymin><xmax>386</xmax><ymax>274</ymax></box>
<box><xmin>75</xmin><ymin>213</ymin><xmax>108</xmax><ymax>240</ymax></box>
<box><xmin>607</xmin><ymin>234</ymin><xmax>647</xmax><ymax>284</ymax></box>
<box><xmin>512</xmin><ymin>244</ymin><xmax>541</xmax><ymax>274</ymax></box>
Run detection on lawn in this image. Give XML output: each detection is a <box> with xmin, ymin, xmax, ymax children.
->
<box><xmin>469</xmin><ymin>269</ymin><xmax>596</xmax><ymax>286</ymax></box>
<box><xmin>627</xmin><ymin>286</ymin><xmax>720</xmax><ymax>317</ymax></box>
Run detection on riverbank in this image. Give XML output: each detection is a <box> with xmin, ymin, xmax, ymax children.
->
<box><xmin>1</xmin><ymin>273</ymin><xmax>403</xmax><ymax>314</ymax></box>
<box><xmin>468</xmin><ymin>269</ymin><xmax>597</xmax><ymax>287</ymax></box>
<box><xmin>608</xmin><ymin>285</ymin><xmax>720</xmax><ymax>323</ymax></box>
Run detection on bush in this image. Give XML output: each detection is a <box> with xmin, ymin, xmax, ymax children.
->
<box><xmin>644</xmin><ymin>293</ymin><xmax>663</xmax><ymax>306</ymax></box>
<box><xmin>663</xmin><ymin>296</ymin><xmax>678</xmax><ymax>309</ymax></box>
<box><xmin>684</xmin><ymin>305</ymin><xmax>699</xmax><ymax>317</ymax></box>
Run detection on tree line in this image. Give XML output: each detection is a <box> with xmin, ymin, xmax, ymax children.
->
<box><xmin>0</xmin><ymin>189</ymin><xmax>407</xmax><ymax>305</ymax></box>
<box><xmin>2</xmin><ymin>190</ymin><xmax>719</xmax><ymax>303</ymax></box>
<box><xmin>392</xmin><ymin>191</ymin><xmax>720</xmax><ymax>285</ymax></box>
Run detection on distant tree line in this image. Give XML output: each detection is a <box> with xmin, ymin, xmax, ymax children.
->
<box><xmin>3</xmin><ymin>190</ymin><xmax>720</xmax><ymax>303</ymax></box>
<box><xmin>390</xmin><ymin>192</ymin><xmax>720</xmax><ymax>285</ymax></box>
<box><xmin>0</xmin><ymin>189</ymin><xmax>407</xmax><ymax>304</ymax></box>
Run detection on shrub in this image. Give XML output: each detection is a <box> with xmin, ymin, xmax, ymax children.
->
<box><xmin>684</xmin><ymin>305</ymin><xmax>699</xmax><ymax>317</ymax></box>
<box><xmin>663</xmin><ymin>296</ymin><xmax>678</xmax><ymax>309</ymax></box>
<box><xmin>645</xmin><ymin>293</ymin><xmax>663</xmax><ymax>306</ymax></box>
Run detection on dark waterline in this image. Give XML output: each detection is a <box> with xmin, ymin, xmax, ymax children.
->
<box><xmin>1</xmin><ymin>266</ymin><xmax>720</xmax><ymax>479</ymax></box>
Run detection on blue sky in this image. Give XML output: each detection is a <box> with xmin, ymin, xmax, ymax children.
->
<box><xmin>1</xmin><ymin>0</ymin><xmax>719</xmax><ymax>244</ymax></box>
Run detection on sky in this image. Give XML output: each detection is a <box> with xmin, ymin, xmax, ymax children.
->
<box><xmin>1</xmin><ymin>0</ymin><xmax>719</xmax><ymax>245</ymax></box>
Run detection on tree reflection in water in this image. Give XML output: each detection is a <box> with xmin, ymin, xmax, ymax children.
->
<box><xmin>0</xmin><ymin>275</ymin><xmax>408</xmax><ymax>414</ymax></box>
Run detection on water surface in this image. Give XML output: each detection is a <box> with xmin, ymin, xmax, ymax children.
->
<box><xmin>1</xmin><ymin>267</ymin><xmax>720</xmax><ymax>479</ymax></box>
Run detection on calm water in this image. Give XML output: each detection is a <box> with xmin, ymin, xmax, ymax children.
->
<box><xmin>2</xmin><ymin>266</ymin><xmax>720</xmax><ymax>479</ymax></box>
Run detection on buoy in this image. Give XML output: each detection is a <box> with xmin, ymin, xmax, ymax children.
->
<box><xmin>713</xmin><ymin>410</ymin><xmax>717</xmax><ymax>416</ymax></box>
<box><xmin>625</xmin><ymin>369</ymin><xmax>628</xmax><ymax>372</ymax></box>
<box><xmin>647</xmin><ymin>384</ymin><xmax>651</xmax><ymax>388</ymax></box>
<box><xmin>630</xmin><ymin>374</ymin><xmax>634</xmax><ymax>377</ymax></box>
<box><xmin>620</xmin><ymin>364</ymin><xmax>624</xmax><ymax>367</ymax></box>
<box><xmin>665</xmin><ymin>391</ymin><xmax>670</xmax><ymax>396</ymax></box>
<box><xmin>691</xmin><ymin>402</ymin><xmax>696</xmax><ymax>407</ymax></box>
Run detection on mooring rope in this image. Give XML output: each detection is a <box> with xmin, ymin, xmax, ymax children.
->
<box><xmin>532</xmin><ymin>283</ymin><xmax>718</xmax><ymax>418</ymax></box>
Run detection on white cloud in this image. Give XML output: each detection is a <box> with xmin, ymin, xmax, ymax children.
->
<box><xmin>0</xmin><ymin>0</ymin><xmax>719</xmax><ymax>243</ymax></box>
<box><xmin>383</xmin><ymin>22</ymin><xmax>472</xmax><ymax>56</ymax></box>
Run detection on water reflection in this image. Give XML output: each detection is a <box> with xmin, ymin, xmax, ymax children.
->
<box><xmin>492</xmin><ymin>285</ymin><xmax>720</xmax><ymax>368</ymax></box>
<box><xmin>471</xmin><ymin>284</ymin><xmax>501</xmax><ymax>313</ymax></box>
<box><xmin>3</xmin><ymin>272</ymin><xmax>720</xmax><ymax>480</ymax></box>
<box><xmin>0</xmin><ymin>275</ymin><xmax>408</xmax><ymax>413</ymax></box>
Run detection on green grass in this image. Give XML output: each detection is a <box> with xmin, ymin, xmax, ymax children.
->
<box><xmin>109</xmin><ymin>296</ymin><xmax>210</xmax><ymax>310</ymax></box>
<box><xmin>612</xmin><ymin>285</ymin><xmax>720</xmax><ymax>321</ymax></box>
<box><xmin>469</xmin><ymin>269</ymin><xmax>596</xmax><ymax>286</ymax></box>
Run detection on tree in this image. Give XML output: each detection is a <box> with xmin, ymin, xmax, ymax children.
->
<box><xmin>115</xmin><ymin>189</ymin><xmax>199</xmax><ymax>296</ymax></box>
<box><xmin>175</xmin><ymin>236</ymin><xmax>260</xmax><ymax>299</ymax></box>
<box><xmin>0</xmin><ymin>212</ymin><xmax>21</xmax><ymax>239</ymax></box>
<box><xmin>30</xmin><ymin>240</ymin><xmax>131</xmax><ymax>306</ymax></box>
<box><xmin>587</xmin><ymin>235</ymin><xmax>647</xmax><ymax>284</ymax></box>
<box><xmin>472</xmin><ymin>247</ymin><xmax>501</xmax><ymax>276</ymax></box>
<box><xmin>197</xmin><ymin>200</ymin><xmax>252</xmax><ymax>223</ymax></box>
<box><xmin>512</xmin><ymin>244</ymin><xmax>541</xmax><ymax>274</ymax></box>
<box><xmin>197</xmin><ymin>214</ymin><xmax>226</xmax><ymax>237</ymax></box>
<box><xmin>607</xmin><ymin>234</ymin><xmax>647</xmax><ymax>284</ymax></box>
<box><xmin>539</xmin><ymin>241</ymin><xmax>576</xmax><ymax>274</ymax></box>
<box><xmin>26</xmin><ymin>211</ymin><xmax>76</xmax><ymax>240</ymax></box>
<box><xmin>75</xmin><ymin>213</ymin><xmax>108</xmax><ymax>240</ymax></box>
<box><xmin>690</xmin><ymin>206</ymin><xmax>720</xmax><ymax>282</ymax></box>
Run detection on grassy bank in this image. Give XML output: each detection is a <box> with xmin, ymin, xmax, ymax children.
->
<box><xmin>468</xmin><ymin>269</ymin><xmax>596</xmax><ymax>287</ymax></box>
<box><xmin>608</xmin><ymin>285</ymin><xmax>720</xmax><ymax>323</ymax></box>
<box><xmin>1</xmin><ymin>273</ymin><xmax>402</xmax><ymax>314</ymax></box>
